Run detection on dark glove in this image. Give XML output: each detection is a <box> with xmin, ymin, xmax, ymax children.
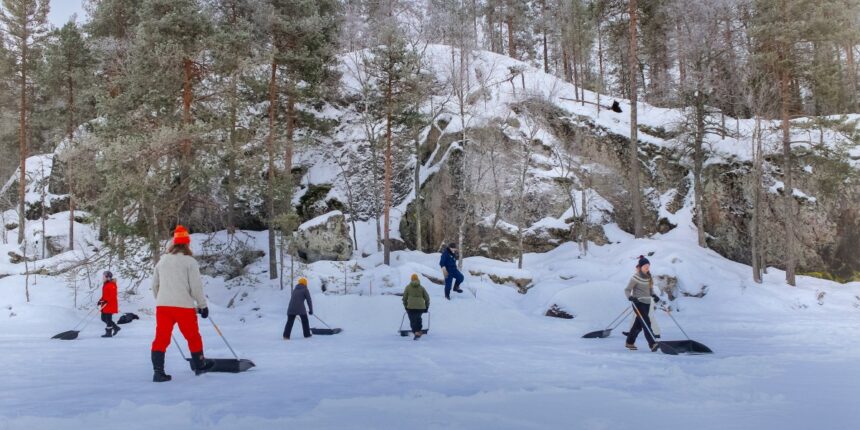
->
<box><xmin>97</xmin><ymin>300</ymin><xmax>106</xmax><ymax>307</ymax></box>
<box><xmin>628</xmin><ymin>296</ymin><xmax>636</xmax><ymax>302</ymax></box>
<box><xmin>424</xmin><ymin>307</ymin><xmax>429</xmax><ymax>313</ymax></box>
<box><xmin>308</xmin><ymin>310</ymin><xmax>313</xmax><ymax>316</ymax></box>
<box><xmin>652</xmin><ymin>295</ymin><xmax>660</xmax><ymax>303</ymax></box>
<box><xmin>197</xmin><ymin>307</ymin><xmax>209</xmax><ymax>319</ymax></box>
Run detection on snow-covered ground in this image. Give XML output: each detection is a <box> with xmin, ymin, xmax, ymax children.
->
<box><xmin>1</xmin><ymin>209</ymin><xmax>858</xmax><ymax>430</ymax></box>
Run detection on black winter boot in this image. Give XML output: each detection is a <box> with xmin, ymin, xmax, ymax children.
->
<box><xmin>190</xmin><ymin>352</ymin><xmax>215</xmax><ymax>376</ymax></box>
<box><xmin>112</xmin><ymin>325</ymin><xmax>121</xmax><ymax>336</ymax></box>
<box><xmin>151</xmin><ymin>351</ymin><xmax>172</xmax><ymax>382</ymax></box>
<box><xmin>101</xmin><ymin>328</ymin><xmax>112</xmax><ymax>338</ymax></box>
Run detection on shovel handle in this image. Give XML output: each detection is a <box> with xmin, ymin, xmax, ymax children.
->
<box><xmin>662</xmin><ymin>308</ymin><xmax>692</xmax><ymax>341</ymax></box>
<box><xmin>172</xmin><ymin>335</ymin><xmax>189</xmax><ymax>360</ymax></box>
<box><xmin>313</xmin><ymin>314</ymin><xmax>332</xmax><ymax>329</ymax></box>
<box><xmin>607</xmin><ymin>307</ymin><xmax>633</xmax><ymax>330</ymax></box>
<box><xmin>207</xmin><ymin>316</ymin><xmax>239</xmax><ymax>360</ymax></box>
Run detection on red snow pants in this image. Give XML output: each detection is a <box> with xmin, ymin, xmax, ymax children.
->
<box><xmin>151</xmin><ymin>306</ymin><xmax>203</xmax><ymax>354</ymax></box>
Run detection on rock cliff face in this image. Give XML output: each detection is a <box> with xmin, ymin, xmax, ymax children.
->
<box><xmin>399</xmin><ymin>97</ymin><xmax>859</xmax><ymax>280</ymax></box>
<box><xmin>703</xmin><ymin>152</ymin><xmax>860</xmax><ymax>280</ymax></box>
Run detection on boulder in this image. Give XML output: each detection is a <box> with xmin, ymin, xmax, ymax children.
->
<box><xmin>295</xmin><ymin>211</ymin><xmax>353</xmax><ymax>262</ymax></box>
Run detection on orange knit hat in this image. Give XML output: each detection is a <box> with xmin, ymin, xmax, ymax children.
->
<box><xmin>173</xmin><ymin>225</ymin><xmax>190</xmax><ymax>245</ymax></box>
<box><xmin>411</xmin><ymin>273</ymin><xmax>419</xmax><ymax>282</ymax></box>
<box><xmin>298</xmin><ymin>277</ymin><xmax>308</xmax><ymax>286</ymax></box>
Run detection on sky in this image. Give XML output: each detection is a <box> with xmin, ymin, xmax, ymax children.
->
<box><xmin>48</xmin><ymin>0</ymin><xmax>87</xmax><ymax>28</ymax></box>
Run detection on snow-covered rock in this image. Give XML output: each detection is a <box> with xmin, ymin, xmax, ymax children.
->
<box><xmin>295</xmin><ymin>211</ymin><xmax>353</xmax><ymax>263</ymax></box>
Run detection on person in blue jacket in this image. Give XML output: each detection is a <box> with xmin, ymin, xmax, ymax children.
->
<box><xmin>440</xmin><ymin>243</ymin><xmax>464</xmax><ymax>300</ymax></box>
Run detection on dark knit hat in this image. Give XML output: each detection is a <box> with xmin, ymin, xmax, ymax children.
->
<box><xmin>637</xmin><ymin>255</ymin><xmax>650</xmax><ymax>268</ymax></box>
<box><xmin>103</xmin><ymin>271</ymin><xmax>113</xmax><ymax>280</ymax></box>
<box><xmin>449</xmin><ymin>242</ymin><xmax>457</xmax><ymax>249</ymax></box>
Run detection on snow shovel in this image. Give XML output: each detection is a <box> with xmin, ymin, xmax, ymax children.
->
<box><xmin>177</xmin><ymin>317</ymin><xmax>255</xmax><ymax>373</ymax></box>
<box><xmin>310</xmin><ymin>315</ymin><xmax>342</xmax><ymax>335</ymax></box>
<box><xmin>52</xmin><ymin>306</ymin><xmax>101</xmax><ymax>340</ymax></box>
<box><xmin>399</xmin><ymin>311</ymin><xmax>430</xmax><ymax>337</ymax></box>
<box><xmin>204</xmin><ymin>316</ymin><xmax>255</xmax><ymax>372</ymax></box>
<box><xmin>655</xmin><ymin>307</ymin><xmax>713</xmax><ymax>354</ymax></box>
<box><xmin>582</xmin><ymin>307</ymin><xmax>633</xmax><ymax>338</ymax></box>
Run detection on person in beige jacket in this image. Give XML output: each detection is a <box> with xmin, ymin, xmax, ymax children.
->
<box><xmin>150</xmin><ymin>225</ymin><xmax>212</xmax><ymax>382</ymax></box>
<box><xmin>624</xmin><ymin>255</ymin><xmax>661</xmax><ymax>351</ymax></box>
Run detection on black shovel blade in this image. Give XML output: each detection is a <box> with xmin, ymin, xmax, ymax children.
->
<box><xmin>400</xmin><ymin>329</ymin><xmax>429</xmax><ymax>337</ymax></box>
<box><xmin>52</xmin><ymin>330</ymin><xmax>79</xmax><ymax>340</ymax></box>
<box><xmin>658</xmin><ymin>340</ymin><xmax>713</xmax><ymax>355</ymax></box>
<box><xmin>187</xmin><ymin>358</ymin><xmax>256</xmax><ymax>373</ymax></box>
<box><xmin>311</xmin><ymin>328</ymin><xmax>342</xmax><ymax>335</ymax></box>
<box><xmin>582</xmin><ymin>329</ymin><xmax>612</xmax><ymax>339</ymax></box>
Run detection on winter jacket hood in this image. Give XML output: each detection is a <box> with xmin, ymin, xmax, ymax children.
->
<box><xmin>288</xmin><ymin>284</ymin><xmax>313</xmax><ymax>316</ymax></box>
<box><xmin>402</xmin><ymin>281</ymin><xmax>430</xmax><ymax>310</ymax></box>
<box><xmin>151</xmin><ymin>253</ymin><xmax>207</xmax><ymax>309</ymax></box>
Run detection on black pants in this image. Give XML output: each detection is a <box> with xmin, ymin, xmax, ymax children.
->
<box><xmin>626</xmin><ymin>302</ymin><xmax>655</xmax><ymax>347</ymax></box>
<box><xmin>101</xmin><ymin>313</ymin><xmax>118</xmax><ymax>330</ymax></box>
<box><xmin>407</xmin><ymin>310</ymin><xmax>424</xmax><ymax>333</ymax></box>
<box><xmin>284</xmin><ymin>314</ymin><xmax>311</xmax><ymax>339</ymax></box>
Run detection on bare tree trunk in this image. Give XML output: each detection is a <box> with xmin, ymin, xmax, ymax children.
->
<box><xmin>371</xmin><ymin>140</ymin><xmax>382</xmax><ymax>252</ymax></box>
<box><xmin>562</xmin><ymin>45</ymin><xmax>572</xmax><ymax>82</ymax></box>
<box><xmin>67</xmin><ymin>70</ymin><xmax>76</xmax><ymax>251</ymax></box>
<box><xmin>572</xmin><ymin>43</ymin><xmax>580</xmax><ymax>101</ymax></box>
<box><xmin>676</xmin><ymin>22</ymin><xmax>686</xmax><ymax>88</ymax></box>
<box><xmin>541</xmin><ymin>0</ymin><xmax>548</xmax><ymax>73</ymax></box>
<box><xmin>267</xmin><ymin>62</ymin><xmax>278</xmax><ymax>279</ymax></box>
<box><xmin>506</xmin><ymin>3</ymin><xmax>516</xmax><ymax>59</ymax></box>
<box><xmin>285</xmin><ymin>85</ymin><xmax>295</xmax><ymax>200</ymax></box>
<box><xmin>846</xmin><ymin>43</ymin><xmax>858</xmax><ymax>109</ymax></box>
<box><xmin>226</xmin><ymin>71</ymin><xmax>239</xmax><ymax>235</ymax></box>
<box><xmin>779</xmin><ymin>69</ymin><xmax>797</xmax><ymax>286</ymax></box>
<box><xmin>488</xmin><ymin>4</ymin><xmax>497</xmax><ymax>53</ymax></box>
<box><xmin>751</xmin><ymin>115</ymin><xmax>763</xmax><ymax>284</ymax></box>
<box><xmin>24</xmin><ymin>243</ymin><xmax>30</xmax><ymax>302</ymax></box>
<box><xmin>694</xmin><ymin>92</ymin><xmax>707</xmax><ymax>248</ymax></box>
<box><xmin>414</xmin><ymin>135</ymin><xmax>422</xmax><ymax>251</ymax></box>
<box><xmin>580</xmin><ymin>177</ymin><xmax>589</xmax><ymax>255</ymax></box>
<box><xmin>40</xmin><ymin>163</ymin><xmax>46</xmax><ymax>259</ymax></box>
<box><xmin>17</xmin><ymin>40</ymin><xmax>28</xmax><ymax>245</ymax></box>
<box><xmin>383</xmin><ymin>75</ymin><xmax>393</xmax><ymax>265</ymax></box>
<box><xmin>516</xmin><ymin>144</ymin><xmax>530</xmax><ymax>270</ymax></box>
<box><xmin>179</xmin><ymin>58</ymin><xmax>194</xmax><ymax>222</ymax></box>
<box><xmin>628</xmin><ymin>0</ymin><xmax>644</xmax><ymax>238</ymax></box>
<box><xmin>597</xmin><ymin>22</ymin><xmax>604</xmax><ymax>117</ymax></box>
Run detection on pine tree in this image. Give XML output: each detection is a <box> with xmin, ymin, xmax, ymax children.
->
<box><xmin>750</xmin><ymin>0</ymin><xmax>812</xmax><ymax>286</ymax></box>
<box><xmin>42</xmin><ymin>21</ymin><xmax>94</xmax><ymax>251</ymax></box>
<box><xmin>209</xmin><ymin>0</ymin><xmax>266</xmax><ymax>235</ymax></box>
<box><xmin>264</xmin><ymin>0</ymin><xmax>340</xmax><ymax>279</ymax></box>
<box><xmin>0</xmin><ymin>0</ymin><xmax>50</xmax><ymax>245</ymax></box>
<box><xmin>365</xmin><ymin>15</ymin><xmax>423</xmax><ymax>265</ymax></box>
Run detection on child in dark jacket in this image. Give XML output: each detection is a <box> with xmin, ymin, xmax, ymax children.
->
<box><xmin>284</xmin><ymin>277</ymin><xmax>314</xmax><ymax>339</ymax></box>
<box><xmin>402</xmin><ymin>274</ymin><xmax>430</xmax><ymax>340</ymax></box>
<box><xmin>98</xmin><ymin>271</ymin><xmax>121</xmax><ymax>338</ymax></box>
<box><xmin>439</xmin><ymin>243</ymin><xmax>464</xmax><ymax>300</ymax></box>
